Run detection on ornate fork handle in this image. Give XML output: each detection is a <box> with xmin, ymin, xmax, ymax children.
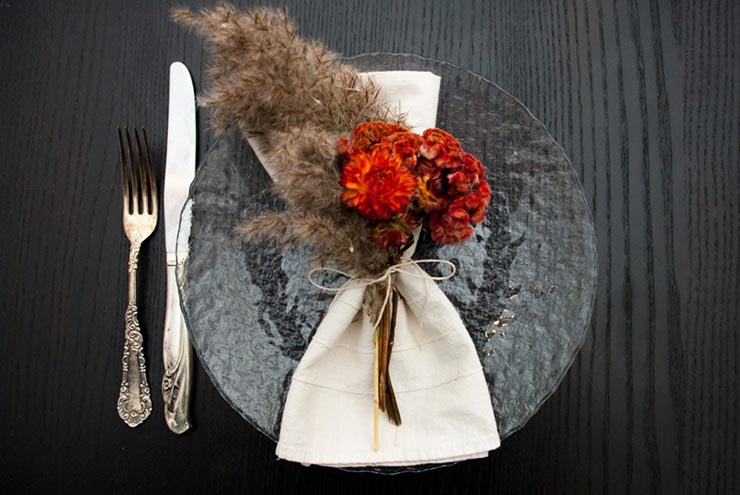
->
<box><xmin>117</xmin><ymin>240</ymin><xmax>152</xmax><ymax>427</ymax></box>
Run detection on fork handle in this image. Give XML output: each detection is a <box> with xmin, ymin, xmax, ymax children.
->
<box><xmin>162</xmin><ymin>256</ymin><xmax>193</xmax><ymax>434</ymax></box>
<box><xmin>117</xmin><ymin>241</ymin><xmax>152</xmax><ymax>427</ymax></box>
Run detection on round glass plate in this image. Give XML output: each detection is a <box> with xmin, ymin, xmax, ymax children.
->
<box><xmin>178</xmin><ymin>53</ymin><xmax>597</xmax><ymax>468</ymax></box>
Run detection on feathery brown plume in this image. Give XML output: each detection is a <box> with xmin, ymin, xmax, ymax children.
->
<box><xmin>174</xmin><ymin>4</ymin><xmax>402</xmax><ymax>275</ymax></box>
<box><xmin>172</xmin><ymin>4</ymin><xmax>388</xmax><ymax>136</ymax></box>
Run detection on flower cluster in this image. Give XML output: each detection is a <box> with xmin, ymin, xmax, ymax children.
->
<box><xmin>338</xmin><ymin>122</ymin><xmax>491</xmax><ymax>250</ymax></box>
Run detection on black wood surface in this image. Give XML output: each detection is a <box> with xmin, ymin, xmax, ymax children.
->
<box><xmin>1</xmin><ymin>0</ymin><xmax>738</xmax><ymax>493</ymax></box>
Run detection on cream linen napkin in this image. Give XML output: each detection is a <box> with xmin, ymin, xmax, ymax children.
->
<box><xmin>250</xmin><ymin>71</ymin><xmax>500</xmax><ymax>467</ymax></box>
<box><xmin>275</xmin><ymin>263</ymin><xmax>501</xmax><ymax>467</ymax></box>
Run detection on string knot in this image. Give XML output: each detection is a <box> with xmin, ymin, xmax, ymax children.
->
<box><xmin>307</xmin><ymin>259</ymin><xmax>456</xmax><ymax>293</ymax></box>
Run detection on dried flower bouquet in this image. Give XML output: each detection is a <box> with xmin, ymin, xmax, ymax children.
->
<box><xmin>176</xmin><ymin>4</ymin><xmax>498</xmax><ymax>459</ymax></box>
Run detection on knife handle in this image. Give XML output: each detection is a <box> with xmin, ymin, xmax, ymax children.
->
<box><xmin>162</xmin><ymin>255</ymin><xmax>193</xmax><ymax>434</ymax></box>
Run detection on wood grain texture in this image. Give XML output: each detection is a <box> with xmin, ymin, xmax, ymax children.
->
<box><xmin>1</xmin><ymin>0</ymin><xmax>738</xmax><ymax>493</ymax></box>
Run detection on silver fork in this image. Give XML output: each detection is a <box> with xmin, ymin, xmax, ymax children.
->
<box><xmin>117</xmin><ymin>127</ymin><xmax>157</xmax><ymax>428</ymax></box>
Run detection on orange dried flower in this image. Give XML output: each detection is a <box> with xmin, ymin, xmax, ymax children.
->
<box><xmin>371</xmin><ymin>222</ymin><xmax>412</xmax><ymax>249</ymax></box>
<box><xmin>340</xmin><ymin>148</ymin><xmax>416</xmax><ymax>221</ymax></box>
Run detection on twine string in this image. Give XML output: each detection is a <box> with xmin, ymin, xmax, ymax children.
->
<box><xmin>308</xmin><ymin>259</ymin><xmax>456</xmax><ymax>335</ymax></box>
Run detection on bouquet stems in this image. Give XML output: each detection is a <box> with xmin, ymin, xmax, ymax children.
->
<box><xmin>373</xmin><ymin>331</ymin><xmax>379</xmax><ymax>451</ymax></box>
<box><xmin>371</xmin><ymin>277</ymin><xmax>402</xmax><ymax>451</ymax></box>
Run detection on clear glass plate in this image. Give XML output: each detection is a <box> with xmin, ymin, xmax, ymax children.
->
<box><xmin>177</xmin><ymin>53</ymin><xmax>597</xmax><ymax>472</ymax></box>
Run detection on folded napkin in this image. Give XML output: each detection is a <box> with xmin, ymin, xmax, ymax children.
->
<box><xmin>251</xmin><ymin>71</ymin><xmax>500</xmax><ymax>467</ymax></box>
<box><xmin>276</xmin><ymin>263</ymin><xmax>501</xmax><ymax>467</ymax></box>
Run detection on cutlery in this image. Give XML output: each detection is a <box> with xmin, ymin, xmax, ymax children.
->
<box><xmin>117</xmin><ymin>127</ymin><xmax>157</xmax><ymax>428</ymax></box>
<box><xmin>162</xmin><ymin>61</ymin><xmax>196</xmax><ymax>434</ymax></box>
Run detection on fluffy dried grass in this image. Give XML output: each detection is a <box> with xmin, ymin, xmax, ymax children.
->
<box><xmin>174</xmin><ymin>4</ymin><xmax>400</xmax><ymax>275</ymax></box>
<box><xmin>173</xmin><ymin>4</ymin><xmax>387</xmax><ymax>136</ymax></box>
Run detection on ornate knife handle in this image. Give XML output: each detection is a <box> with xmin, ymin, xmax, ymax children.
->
<box><xmin>117</xmin><ymin>241</ymin><xmax>153</xmax><ymax>427</ymax></box>
<box><xmin>162</xmin><ymin>255</ymin><xmax>193</xmax><ymax>434</ymax></box>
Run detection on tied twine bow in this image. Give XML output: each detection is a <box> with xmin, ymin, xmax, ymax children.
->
<box><xmin>309</xmin><ymin>259</ymin><xmax>457</xmax><ymax>451</ymax></box>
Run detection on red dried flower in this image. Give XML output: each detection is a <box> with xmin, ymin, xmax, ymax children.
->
<box><xmin>351</xmin><ymin>121</ymin><xmax>408</xmax><ymax>152</ymax></box>
<box><xmin>419</xmin><ymin>128</ymin><xmax>464</xmax><ymax>168</ymax></box>
<box><xmin>385</xmin><ymin>131</ymin><xmax>423</xmax><ymax>169</ymax></box>
<box><xmin>466</xmin><ymin>182</ymin><xmax>491</xmax><ymax>224</ymax></box>
<box><xmin>415</xmin><ymin>135</ymin><xmax>490</xmax><ymax>244</ymax></box>
<box><xmin>447</xmin><ymin>153</ymin><xmax>485</xmax><ymax>194</ymax></box>
<box><xmin>428</xmin><ymin>194</ymin><xmax>483</xmax><ymax>244</ymax></box>
<box><xmin>428</xmin><ymin>209</ymin><xmax>475</xmax><ymax>244</ymax></box>
<box><xmin>340</xmin><ymin>148</ymin><xmax>416</xmax><ymax>221</ymax></box>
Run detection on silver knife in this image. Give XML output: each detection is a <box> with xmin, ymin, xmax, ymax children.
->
<box><xmin>162</xmin><ymin>61</ymin><xmax>196</xmax><ymax>434</ymax></box>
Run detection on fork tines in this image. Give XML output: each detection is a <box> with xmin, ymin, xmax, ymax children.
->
<box><xmin>118</xmin><ymin>127</ymin><xmax>157</xmax><ymax>217</ymax></box>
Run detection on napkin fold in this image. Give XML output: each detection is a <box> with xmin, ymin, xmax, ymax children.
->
<box><xmin>250</xmin><ymin>71</ymin><xmax>500</xmax><ymax>467</ymax></box>
<box><xmin>357</xmin><ymin>71</ymin><xmax>441</xmax><ymax>134</ymax></box>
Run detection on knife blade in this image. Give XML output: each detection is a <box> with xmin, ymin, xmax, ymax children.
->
<box><xmin>162</xmin><ymin>61</ymin><xmax>196</xmax><ymax>434</ymax></box>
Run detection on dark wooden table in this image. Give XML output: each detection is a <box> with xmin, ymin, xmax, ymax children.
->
<box><xmin>1</xmin><ymin>0</ymin><xmax>738</xmax><ymax>493</ymax></box>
